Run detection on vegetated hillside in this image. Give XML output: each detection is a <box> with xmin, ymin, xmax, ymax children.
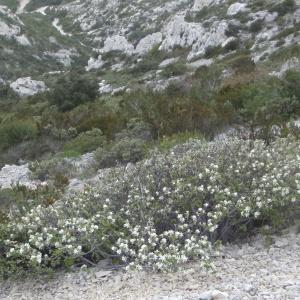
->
<box><xmin>0</xmin><ymin>0</ymin><xmax>299</xmax><ymax>282</ymax></box>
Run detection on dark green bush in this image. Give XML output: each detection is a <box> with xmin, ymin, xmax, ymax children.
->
<box><xmin>205</xmin><ymin>45</ymin><xmax>223</xmax><ymax>58</ymax></box>
<box><xmin>0</xmin><ymin>120</ymin><xmax>38</xmax><ymax>151</ymax></box>
<box><xmin>249</xmin><ymin>19</ymin><xmax>264</xmax><ymax>33</ymax></box>
<box><xmin>48</xmin><ymin>71</ymin><xmax>98</xmax><ymax>112</ymax></box>
<box><xmin>63</xmin><ymin>128</ymin><xmax>106</xmax><ymax>155</ymax></box>
<box><xmin>161</xmin><ymin>62</ymin><xmax>188</xmax><ymax>78</ymax></box>
<box><xmin>227</xmin><ymin>54</ymin><xmax>256</xmax><ymax>74</ymax></box>
<box><xmin>95</xmin><ymin>137</ymin><xmax>147</xmax><ymax>168</ymax></box>
<box><xmin>284</xmin><ymin>70</ymin><xmax>300</xmax><ymax>103</ymax></box>
<box><xmin>270</xmin><ymin>0</ymin><xmax>296</xmax><ymax>16</ymax></box>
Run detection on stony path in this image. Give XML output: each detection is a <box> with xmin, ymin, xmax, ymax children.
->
<box><xmin>1</xmin><ymin>226</ymin><xmax>299</xmax><ymax>300</ymax></box>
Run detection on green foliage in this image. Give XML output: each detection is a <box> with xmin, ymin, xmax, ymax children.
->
<box><xmin>226</xmin><ymin>53</ymin><xmax>256</xmax><ymax>74</ymax></box>
<box><xmin>0</xmin><ymin>119</ymin><xmax>38</xmax><ymax>151</ymax></box>
<box><xmin>130</xmin><ymin>46</ymin><xmax>167</xmax><ymax>74</ymax></box>
<box><xmin>30</xmin><ymin>157</ymin><xmax>75</xmax><ymax>183</ymax></box>
<box><xmin>0</xmin><ymin>0</ymin><xmax>18</xmax><ymax>11</ymax></box>
<box><xmin>270</xmin><ymin>0</ymin><xmax>296</xmax><ymax>17</ymax></box>
<box><xmin>284</xmin><ymin>70</ymin><xmax>300</xmax><ymax>102</ymax></box>
<box><xmin>63</xmin><ymin>128</ymin><xmax>106</xmax><ymax>155</ymax></box>
<box><xmin>205</xmin><ymin>45</ymin><xmax>223</xmax><ymax>59</ymax></box>
<box><xmin>121</xmin><ymin>89</ymin><xmax>219</xmax><ymax>139</ymax></box>
<box><xmin>47</xmin><ymin>71</ymin><xmax>99</xmax><ymax>112</ymax></box>
<box><xmin>157</xmin><ymin>131</ymin><xmax>204</xmax><ymax>152</ymax></box>
<box><xmin>94</xmin><ymin>119</ymin><xmax>152</xmax><ymax>168</ymax></box>
<box><xmin>1</xmin><ymin>137</ymin><xmax>299</xmax><ymax>276</ymax></box>
<box><xmin>161</xmin><ymin>62</ymin><xmax>188</xmax><ymax>78</ymax></box>
<box><xmin>249</xmin><ymin>19</ymin><xmax>264</xmax><ymax>33</ymax></box>
<box><xmin>95</xmin><ymin>137</ymin><xmax>147</xmax><ymax>168</ymax></box>
<box><xmin>215</xmin><ymin>75</ymin><xmax>300</xmax><ymax>142</ymax></box>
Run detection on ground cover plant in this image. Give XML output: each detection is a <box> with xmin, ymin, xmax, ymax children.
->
<box><xmin>0</xmin><ymin>135</ymin><xmax>299</xmax><ymax>277</ymax></box>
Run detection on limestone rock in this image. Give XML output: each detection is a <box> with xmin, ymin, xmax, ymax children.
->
<box><xmin>0</xmin><ymin>164</ymin><xmax>38</xmax><ymax>190</ymax></box>
<box><xmin>227</xmin><ymin>3</ymin><xmax>248</xmax><ymax>16</ymax></box>
<box><xmin>10</xmin><ymin>77</ymin><xmax>48</xmax><ymax>96</ymax></box>
<box><xmin>159</xmin><ymin>57</ymin><xmax>180</xmax><ymax>67</ymax></box>
<box><xmin>86</xmin><ymin>55</ymin><xmax>104</xmax><ymax>71</ymax></box>
<box><xmin>135</xmin><ymin>32</ymin><xmax>163</xmax><ymax>55</ymax></box>
<box><xmin>160</xmin><ymin>14</ymin><xmax>228</xmax><ymax>60</ymax></box>
<box><xmin>199</xmin><ymin>290</ymin><xmax>228</xmax><ymax>300</ymax></box>
<box><xmin>101</xmin><ymin>35</ymin><xmax>134</xmax><ymax>55</ymax></box>
<box><xmin>44</xmin><ymin>49</ymin><xmax>79</xmax><ymax>67</ymax></box>
<box><xmin>192</xmin><ymin>0</ymin><xmax>223</xmax><ymax>11</ymax></box>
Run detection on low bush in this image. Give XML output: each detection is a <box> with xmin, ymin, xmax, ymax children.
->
<box><xmin>161</xmin><ymin>62</ymin><xmax>188</xmax><ymax>78</ymax></box>
<box><xmin>0</xmin><ymin>119</ymin><xmax>38</xmax><ymax>151</ymax></box>
<box><xmin>1</xmin><ymin>136</ymin><xmax>299</xmax><ymax>276</ymax></box>
<box><xmin>63</xmin><ymin>128</ymin><xmax>106</xmax><ymax>155</ymax></box>
<box><xmin>95</xmin><ymin>137</ymin><xmax>147</xmax><ymax>168</ymax></box>
<box><xmin>30</xmin><ymin>157</ymin><xmax>75</xmax><ymax>186</ymax></box>
<box><xmin>249</xmin><ymin>19</ymin><xmax>264</xmax><ymax>33</ymax></box>
<box><xmin>47</xmin><ymin>71</ymin><xmax>99</xmax><ymax>112</ymax></box>
<box><xmin>269</xmin><ymin>0</ymin><xmax>296</xmax><ymax>17</ymax></box>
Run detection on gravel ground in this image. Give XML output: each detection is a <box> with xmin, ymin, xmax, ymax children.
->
<box><xmin>1</xmin><ymin>226</ymin><xmax>299</xmax><ymax>300</ymax></box>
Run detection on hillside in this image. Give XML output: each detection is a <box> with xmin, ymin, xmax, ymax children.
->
<box><xmin>0</xmin><ymin>0</ymin><xmax>300</xmax><ymax>92</ymax></box>
<box><xmin>0</xmin><ymin>1</ymin><xmax>299</xmax><ymax>299</ymax></box>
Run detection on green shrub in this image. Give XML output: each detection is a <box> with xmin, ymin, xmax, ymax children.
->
<box><xmin>223</xmin><ymin>39</ymin><xmax>240</xmax><ymax>52</ymax></box>
<box><xmin>270</xmin><ymin>0</ymin><xmax>296</xmax><ymax>16</ymax></box>
<box><xmin>284</xmin><ymin>70</ymin><xmax>300</xmax><ymax>102</ymax></box>
<box><xmin>1</xmin><ymin>136</ymin><xmax>299</xmax><ymax>275</ymax></box>
<box><xmin>161</xmin><ymin>62</ymin><xmax>188</xmax><ymax>78</ymax></box>
<box><xmin>205</xmin><ymin>45</ymin><xmax>223</xmax><ymax>58</ymax></box>
<box><xmin>48</xmin><ymin>71</ymin><xmax>99</xmax><ymax>112</ymax></box>
<box><xmin>249</xmin><ymin>19</ymin><xmax>264</xmax><ymax>33</ymax></box>
<box><xmin>63</xmin><ymin>128</ymin><xmax>106</xmax><ymax>155</ymax></box>
<box><xmin>215</xmin><ymin>76</ymin><xmax>300</xmax><ymax>142</ymax></box>
<box><xmin>130</xmin><ymin>46</ymin><xmax>167</xmax><ymax>75</ymax></box>
<box><xmin>227</xmin><ymin>54</ymin><xmax>256</xmax><ymax>74</ymax></box>
<box><xmin>157</xmin><ymin>131</ymin><xmax>204</xmax><ymax>152</ymax></box>
<box><xmin>30</xmin><ymin>157</ymin><xmax>75</xmax><ymax>183</ymax></box>
<box><xmin>95</xmin><ymin>137</ymin><xmax>147</xmax><ymax>168</ymax></box>
<box><xmin>0</xmin><ymin>119</ymin><xmax>38</xmax><ymax>151</ymax></box>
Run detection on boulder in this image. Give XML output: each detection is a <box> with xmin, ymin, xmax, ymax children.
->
<box><xmin>10</xmin><ymin>77</ymin><xmax>48</xmax><ymax>97</ymax></box>
<box><xmin>227</xmin><ymin>3</ymin><xmax>248</xmax><ymax>16</ymax></box>
<box><xmin>135</xmin><ymin>32</ymin><xmax>163</xmax><ymax>55</ymax></box>
<box><xmin>86</xmin><ymin>55</ymin><xmax>104</xmax><ymax>71</ymax></box>
<box><xmin>0</xmin><ymin>164</ymin><xmax>39</xmax><ymax>190</ymax></box>
<box><xmin>101</xmin><ymin>35</ymin><xmax>134</xmax><ymax>55</ymax></box>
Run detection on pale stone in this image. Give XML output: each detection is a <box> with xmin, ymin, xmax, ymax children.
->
<box><xmin>135</xmin><ymin>32</ymin><xmax>163</xmax><ymax>55</ymax></box>
<box><xmin>227</xmin><ymin>3</ymin><xmax>248</xmax><ymax>16</ymax></box>
<box><xmin>85</xmin><ymin>55</ymin><xmax>104</xmax><ymax>71</ymax></box>
<box><xmin>101</xmin><ymin>35</ymin><xmax>134</xmax><ymax>55</ymax></box>
<box><xmin>10</xmin><ymin>77</ymin><xmax>48</xmax><ymax>96</ymax></box>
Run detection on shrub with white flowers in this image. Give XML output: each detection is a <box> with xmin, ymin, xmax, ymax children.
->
<box><xmin>0</xmin><ymin>136</ymin><xmax>299</xmax><ymax>276</ymax></box>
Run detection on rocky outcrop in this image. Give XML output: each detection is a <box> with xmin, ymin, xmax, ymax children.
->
<box><xmin>85</xmin><ymin>55</ymin><xmax>104</xmax><ymax>71</ymax></box>
<box><xmin>44</xmin><ymin>49</ymin><xmax>78</xmax><ymax>67</ymax></box>
<box><xmin>192</xmin><ymin>0</ymin><xmax>223</xmax><ymax>11</ymax></box>
<box><xmin>227</xmin><ymin>2</ymin><xmax>248</xmax><ymax>16</ymax></box>
<box><xmin>270</xmin><ymin>57</ymin><xmax>300</xmax><ymax>78</ymax></box>
<box><xmin>10</xmin><ymin>77</ymin><xmax>48</xmax><ymax>96</ymax></box>
<box><xmin>0</xmin><ymin>21</ymin><xmax>20</xmax><ymax>38</ymax></box>
<box><xmin>101</xmin><ymin>35</ymin><xmax>134</xmax><ymax>55</ymax></box>
<box><xmin>135</xmin><ymin>32</ymin><xmax>163</xmax><ymax>55</ymax></box>
<box><xmin>0</xmin><ymin>164</ymin><xmax>39</xmax><ymax>190</ymax></box>
<box><xmin>160</xmin><ymin>14</ymin><xmax>228</xmax><ymax>60</ymax></box>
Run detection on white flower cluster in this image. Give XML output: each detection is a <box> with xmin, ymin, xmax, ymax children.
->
<box><xmin>1</xmin><ymin>136</ymin><xmax>299</xmax><ymax>273</ymax></box>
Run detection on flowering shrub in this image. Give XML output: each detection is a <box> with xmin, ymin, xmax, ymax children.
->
<box><xmin>0</xmin><ymin>136</ymin><xmax>299</xmax><ymax>276</ymax></box>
